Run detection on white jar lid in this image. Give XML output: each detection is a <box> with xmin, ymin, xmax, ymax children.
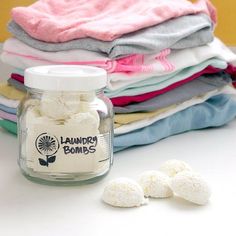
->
<box><xmin>25</xmin><ymin>65</ymin><xmax>107</xmax><ymax>91</ymax></box>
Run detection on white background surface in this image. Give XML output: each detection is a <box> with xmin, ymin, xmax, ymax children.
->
<box><xmin>1</xmin><ymin>44</ymin><xmax>236</xmax><ymax>235</ymax></box>
<box><xmin>0</xmin><ymin>119</ymin><xmax>236</xmax><ymax>236</ymax></box>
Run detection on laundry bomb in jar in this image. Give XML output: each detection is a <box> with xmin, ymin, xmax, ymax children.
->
<box><xmin>18</xmin><ymin>65</ymin><xmax>114</xmax><ymax>185</ymax></box>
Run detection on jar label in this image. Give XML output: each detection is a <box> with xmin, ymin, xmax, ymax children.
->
<box><xmin>25</xmin><ymin>124</ymin><xmax>110</xmax><ymax>173</ymax></box>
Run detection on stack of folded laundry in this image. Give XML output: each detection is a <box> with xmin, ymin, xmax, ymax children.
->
<box><xmin>1</xmin><ymin>0</ymin><xmax>236</xmax><ymax>152</ymax></box>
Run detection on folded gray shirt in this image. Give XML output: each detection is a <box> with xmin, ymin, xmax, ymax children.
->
<box><xmin>7</xmin><ymin>78</ymin><xmax>26</xmax><ymax>92</ymax></box>
<box><xmin>114</xmin><ymin>73</ymin><xmax>232</xmax><ymax>113</ymax></box>
<box><xmin>8</xmin><ymin>13</ymin><xmax>214</xmax><ymax>59</ymax></box>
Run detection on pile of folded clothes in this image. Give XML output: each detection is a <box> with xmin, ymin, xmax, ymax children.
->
<box><xmin>1</xmin><ymin>0</ymin><xmax>236</xmax><ymax>152</ymax></box>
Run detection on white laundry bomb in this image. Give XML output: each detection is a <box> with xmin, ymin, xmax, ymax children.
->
<box><xmin>40</xmin><ymin>92</ymin><xmax>80</xmax><ymax>120</ymax></box>
<box><xmin>139</xmin><ymin>171</ymin><xmax>173</xmax><ymax>198</ymax></box>
<box><xmin>160</xmin><ymin>159</ymin><xmax>192</xmax><ymax>177</ymax></box>
<box><xmin>24</xmin><ymin>98</ymin><xmax>40</xmax><ymax>108</ymax></box>
<box><xmin>102</xmin><ymin>178</ymin><xmax>148</xmax><ymax>208</ymax></box>
<box><xmin>25</xmin><ymin>106</ymin><xmax>41</xmax><ymax>122</ymax></box>
<box><xmin>65</xmin><ymin>112</ymin><xmax>100</xmax><ymax>131</ymax></box>
<box><xmin>171</xmin><ymin>171</ymin><xmax>211</xmax><ymax>205</ymax></box>
<box><xmin>80</xmin><ymin>92</ymin><xmax>96</xmax><ymax>102</ymax></box>
<box><xmin>79</xmin><ymin>101</ymin><xmax>100</xmax><ymax>124</ymax></box>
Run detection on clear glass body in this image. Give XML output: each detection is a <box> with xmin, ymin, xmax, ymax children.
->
<box><xmin>18</xmin><ymin>88</ymin><xmax>113</xmax><ymax>185</ymax></box>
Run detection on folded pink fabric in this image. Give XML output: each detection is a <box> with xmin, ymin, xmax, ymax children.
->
<box><xmin>226</xmin><ymin>65</ymin><xmax>236</xmax><ymax>88</ymax></box>
<box><xmin>11</xmin><ymin>0</ymin><xmax>216</xmax><ymax>42</ymax></box>
<box><xmin>0</xmin><ymin>110</ymin><xmax>17</xmax><ymax>122</ymax></box>
<box><xmin>226</xmin><ymin>64</ymin><xmax>236</xmax><ymax>79</ymax></box>
<box><xmin>110</xmin><ymin>66</ymin><xmax>223</xmax><ymax>106</ymax></box>
<box><xmin>11</xmin><ymin>73</ymin><xmax>24</xmax><ymax>83</ymax></box>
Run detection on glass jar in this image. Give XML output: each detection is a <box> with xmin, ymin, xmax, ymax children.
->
<box><xmin>18</xmin><ymin>65</ymin><xmax>113</xmax><ymax>185</ymax></box>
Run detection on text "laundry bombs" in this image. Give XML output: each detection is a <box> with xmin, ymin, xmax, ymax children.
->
<box><xmin>61</xmin><ymin>136</ymin><xmax>98</xmax><ymax>155</ymax></box>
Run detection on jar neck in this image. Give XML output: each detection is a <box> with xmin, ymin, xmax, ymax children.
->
<box><xmin>26</xmin><ymin>87</ymin><xmax>104</xmax><ymax>96</ymax></box>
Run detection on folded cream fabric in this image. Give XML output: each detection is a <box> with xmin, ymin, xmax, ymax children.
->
<box><xmin>8</xmin><ymin>13</ymin><xmax>214</xmax><ymax>58</ymax></box>
<box><xmin>114</xmin><ymin>86</ymin><xmax>236</xmax><ymax>135</ymax></box>
<box><xmin>11</xmin><ymin>0</ymin><xmax>216</xmax><ymax>42</ymax></box>
<box><xmin>2</xmin><ymin>38</ymin><xmax>236</xmax><ymax>91</ymax></box>
<box><xmin>114</xmin><ymin>105</ymin><xmax>176</xmax><ymax>128</ymax></box>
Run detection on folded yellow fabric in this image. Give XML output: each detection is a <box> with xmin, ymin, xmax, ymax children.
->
<box><xmin>114</xmin><ymin>105</ymin><xmax>176</xmax><ymax>128</ymax></box>
<box><xmin>0</xmin><ymin>83</ymin><xmax>26</xmax><ymax>100</ymax></box>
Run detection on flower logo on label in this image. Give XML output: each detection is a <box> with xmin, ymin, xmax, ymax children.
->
<box><xmin>35</xmin><ymin>133</ymin><xmax>60</xmax><ymax>167</ymax></box>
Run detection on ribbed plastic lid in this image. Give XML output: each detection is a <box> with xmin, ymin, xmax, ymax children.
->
<box><xmin>25</xmin><ymin>65</ymin><xmax>107</xmax><ymax>91</ymax></box>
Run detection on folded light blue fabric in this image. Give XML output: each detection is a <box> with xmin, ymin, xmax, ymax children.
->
<box><xmin>0</xmin><ymin>104</ymin><xmax>17</xmax><ymax>114</ymax></box>
<box><xmin>114</xmin><ymin>94</ymin><xmax>236</xmax><ymax>152</ymax></box>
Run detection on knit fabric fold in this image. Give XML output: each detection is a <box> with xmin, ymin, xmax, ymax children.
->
<box><xmin>8</xmin><ymin>62</ymin><xmax>227</xmax><ymax>106</ymax></box>
<box><xmin>11</xmin><ymin>0</ymin><xmax>216</xmax><ymax>42</ymax></box>
<box><xmin>114</xmin><ymin>72</ymin><xmax>232</xmax><ymax>113</ymax></box>
<box><xmin>114</xmin><ymin>86</ymin><xmax>236</xmax><ymax>135</ymax></box>
<box><xmin>2</xmin><ymin>94</ymin><xmax>236</xmax><ymax>153</ymax></box>
<box><xmin>109</xmin><ymin>61</ymin><xmax>227</xmax><ymax>106</ymax></box>
<box><xmin>8</xmin><ymin>13</ymin><xmax>213</xmax><ymax>58</ymax></box>
<box><xmin>2</xmin><ymin>38</ymin><xmax>234</xmax><ymax>77</ymax></box>
<box><xmin>4</xmin><ymin>0</ymin><xmax>236</xmax><ymax>157</ymax></box>
<box><xmin>114</xmin><ymin>94</ymin><xmax>236</xmax><ymax>152</ymax></box>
